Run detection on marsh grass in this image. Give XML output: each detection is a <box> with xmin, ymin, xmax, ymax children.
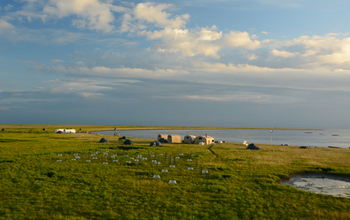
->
<box><xmin>0</xmin><ymin>125</ymin><xmax>350</xmax><ymax>219</ymax></box>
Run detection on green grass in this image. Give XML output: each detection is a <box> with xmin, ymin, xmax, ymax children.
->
<box><xmin>0</xmin><ymin>125</ymin><xmax>349</xmax><ymax>219</ymax></box>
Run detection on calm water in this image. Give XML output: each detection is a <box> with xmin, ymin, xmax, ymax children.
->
<box><xmin>94</xmin><ymin>129</ymin><xmax>350</xmax><ymax>148</ymax></box>
<box><xmin>279</xmin><ymin>173</ymin><xmax>350</xmax><ymax>198</ymax></box>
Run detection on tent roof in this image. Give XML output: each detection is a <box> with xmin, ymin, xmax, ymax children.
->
<box><xmin>123</xmin><ymin>139</ymin><xmax>134</xmax><ymax>145</ymax></box>
<box><xmin>185</xmin><ymin>135</ymin><xmax>196</xmax><ymax>138</ymax></box>
<box><xmin>99</xmin><ymin>138</ymin><xmax>109</xmax><ymax>143</ymax></box>
<box><xmin>158</xmin><ymin>138</ymin><xmax>169</xmax><ymax>143</ymax></box>
<box><xmin>196</xmin><ymin>135</ymin><xmax>214</xmax><ymax>139</ymax></box>
<box><xmin>246</xmin><ymin>143</ymin><xmax>260</xmax><ymax>150</ymax></box>
<box><xmin>150</xmin><ymin>141</ymin><xmax>162</xmax><ymax>146</ymax></box>
<box><xmin>168</xmin><ymin>134</ymin><xmax>181</xmax><ymax>137</ymax></box>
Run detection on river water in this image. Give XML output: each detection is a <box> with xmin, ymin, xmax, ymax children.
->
<box><xmin>94</xmin><ymin>128</ymin><xmax>350</xmax><ymax>148</ymax></box>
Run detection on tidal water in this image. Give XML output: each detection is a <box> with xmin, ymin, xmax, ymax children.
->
<box><xmin>94</xmin><ymin>129</ymin><xmax>350</xmax><ymax>148</ymax></box>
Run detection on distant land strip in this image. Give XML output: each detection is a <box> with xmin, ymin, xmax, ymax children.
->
<box><xmin>0</xmin><ymin>124</ymin><xmax>323</xmax><ymax>132</ymax></box>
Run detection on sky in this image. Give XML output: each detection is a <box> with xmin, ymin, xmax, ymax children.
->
<box><xmin>1</xmin><ymin>0</ymin><xmax>350</xmax><ymax>129</ymax></box>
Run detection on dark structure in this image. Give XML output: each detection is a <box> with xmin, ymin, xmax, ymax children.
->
<box><xmin>123</xmin><ymin>139</ymin><xmax>134</xmax><ymax>145</ymax></box>
<box><xmin>119</xmin><ymin>136</ymin><xmax>127</xmax><ymax>140</ymax></box>
<box><xmin>246</xmin><ymin>143</ymin><xmax>260</xmax><ymax>150</ymax></box>
<box><xmin>158</xmin><ymin>138</ymin><xmax>170</xmax><ymax>143</ymax></box>
<box><xmin>150</xmin><ymin>141</ymin><xmax>162</xmax><ymax>146</ymax></box>
<box><xmin>99</xmin><ymin>138</ymin><xmax>109</xmax><ymax>143</ymax></box>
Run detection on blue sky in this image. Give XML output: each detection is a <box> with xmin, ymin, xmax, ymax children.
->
<box><xmin>1</xmin><ymin>0</ymin><xmax>350</xmax><ymax>128</ymax></box>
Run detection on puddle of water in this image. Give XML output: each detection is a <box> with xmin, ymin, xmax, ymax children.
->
<box><xmin>279</xmin><ymin>173</ymin><xmax>350</xmax><ymax>198</ymax></box>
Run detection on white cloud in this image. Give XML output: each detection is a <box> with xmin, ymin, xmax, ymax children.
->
<box><xmin>273</xmin><ymin>35</ymin><xmax>350</xmax><ymax>67</ymax></box>
<box><xmin>139</xmin><ymin>27</ymin><xmax>260</xmax><ymax>58</ymax></box>
<box><xmin>43</xmin><ymin>78</ymin><xmax>143</xmax><ymax>98</ymax></box>
<box><xmin>248</xmin><ymin>53</ymin><xmax>258</xmax><ymax>60</ymax></box>
<box><xmin>46</xmin><ymin>78</ymin><xmax>113</xmax><ymax>98</ymax></box>
<box><xmin>133</xmin><ymin>3</ymin><xmax>189</xmax><ymax>29</ymax></box>
<box><xmin>198</xmin><ymin>26</ymin><xmax>222</xmax><ymax>41</ymax></box>
<box><xmin>222</xmin><ymin>31</ymin><xmax>261</xmax><ymax>50</ymax></box>
<box><xmin>120</xmin><ymin>2</ymin><xmax>190</xmax><ymax>34</ymax></box>
<box><xmin>42</xmin><ymin>0</ymin><xmax>128</xmax><ymax>32</ymax></box>
<box><xmin>0</xmin><ymin>19</ymin><xmax>15</xmax><ymax>35</ymax></box>
<box><xmin>121</xmin><ymin>3</ymin><xmax>260</xmax><ymax>58</ymax></box>
<box><xmin>34</xmin><ymin>60</ymin><xmax>350</xmax><ymax>95</ymax></box>
<box><xmin>36</xmin><ymin>65</ymin><xmax>189</xmax><ymax>79</ymax></box>
<box><xmin>7</xmin><ymin>2</ymin><xmax>350</xmax><ymax>76</ymax></box>
<box><xmin>271</xmin><ymin>49</ymin><xmax>299</xmax><ymax>57</ymax></box>
<box><xmin>139</xmin><ymin>26</ymin><xmax>224</xmax><ymax>58</ymax></box>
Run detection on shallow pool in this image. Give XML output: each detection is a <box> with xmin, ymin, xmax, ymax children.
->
<box><xmin>279</xmin><ymin>173</ymin><xmax>350</xmax><ymax>198</ymax></box>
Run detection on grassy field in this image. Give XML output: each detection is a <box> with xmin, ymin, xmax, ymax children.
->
<box><xmin>0</xmin><ymin>125</ymin><xmax>349</xmax><ymax>219</ymax></box>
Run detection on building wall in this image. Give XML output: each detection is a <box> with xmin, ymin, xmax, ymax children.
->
<box><xmin>167</xmin><ymin>135</ymin><xmax>181</xmax><ymax>143</ymax></box>
<box><xmin>158</xmin><ymin>134</ymin><xmax>168</xmax><ymax>140</ymax></box>
<box><xmin>194</xmin><ymin>136</ymin><xmax>214</xmax><ymax>145</ymax></box>
<box><xmin>64</xmin><ymin>129</ymin><xmax>76</xmax><ymax>133</ymax></box>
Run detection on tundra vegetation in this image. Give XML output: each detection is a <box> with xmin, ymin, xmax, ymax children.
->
<box><xmin>0</xmin><ymin>124</ymin><xmax>350</xmax><ymax>219</ymax></box>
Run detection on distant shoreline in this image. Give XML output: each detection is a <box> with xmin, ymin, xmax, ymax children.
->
<box><xmin>0</xmin><ymin>124</ymin><xmax>324</xmax><ymax>132</ymax></box>
<box><xmin>99</xmin><ymin>127</ymin><xmax>324</xmax><ymax>133</ymax></box>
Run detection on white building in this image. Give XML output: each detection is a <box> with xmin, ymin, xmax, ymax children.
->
<box><xmin>55</xmin><ymin>129</ymin><xmax>76</xmax><ymax>133</ymax></box>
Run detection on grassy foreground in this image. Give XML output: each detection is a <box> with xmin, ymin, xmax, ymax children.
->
<box><xmin>0</xmin><ymin>125</ymin><xmax>350</xmax><ymax>219</ymax></box>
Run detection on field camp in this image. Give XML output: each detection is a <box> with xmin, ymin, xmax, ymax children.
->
<box><xmin>1</xmin><ymin>124</ymin><xmax>350</xmax><ymax>219</ymax></box>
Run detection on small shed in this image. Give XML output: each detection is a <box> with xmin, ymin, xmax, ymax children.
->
<box><xmin>184</xmin><ymin>135</ymin><xmax>196</xmax><ymax>144</ymax></box>
<box><xmin>99</xmin><ymin>138</ymin><xmax>109</xmax><ymax>143</ymax></box>
<box><xmin>194</xmin><ymin>136</ymin><xmax>214</xmax><ymax>145</ymax></box>
<box><xmin>167</xmin><ymin>134</ymin><xmax>181</xmax><ymax>143</ymax></box>
<box><xmin>123</xmin><ymin>139</ymin><xmax>134</xmax><ymax>145</ymax></box>
<box><xmin>158</xmin><ymin>134</ymin><xmax>168</xmax><ymax>140</ymax></box>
